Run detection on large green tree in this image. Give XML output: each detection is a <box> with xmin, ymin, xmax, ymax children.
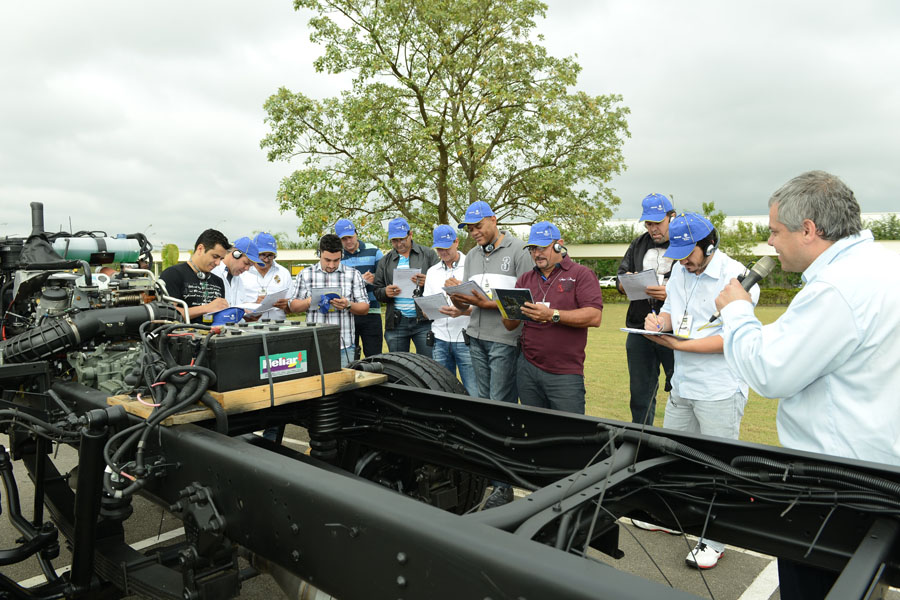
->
<box><xmin>262</xmin><ymin>0</ymin><xmax>630</xmax><ymax>240</ymax></box>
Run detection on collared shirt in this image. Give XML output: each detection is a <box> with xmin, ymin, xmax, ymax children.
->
<box><xmin>342</xmin><ymin>241</ymin><xmax>383</xmax><ymax>313</ymax></box>
<box><xmin>662</xmin><ymin>250</ymin><xmax>759</xmax><ymax>401</ymax></box>
<box><xmin>239</xmin><ymin>260</ymin><xmax>292</xmax><ymax>321</ymax></box>
<box><xmin>461</xmin><ymin>229</ymin><xmax>534</xmax><ymax>346</ymax></box>
<box><xmin>721</xmin><ymin>231</ymin><xmax>900</xmax><ymax>465</ymax></box>
<box><xmin>516</xmin><ymin>256</ymin><xmax>604</xmax><ymax>375</ymax></box>
<box><xmin>287</xmin><ymin>263</ymin><xmax>368</xmax><ymax>350</ymax></box>
<box><xmin>211</xmin><ymin>263</ymin><xmax>246</xmax><ymax>307</ymax></box>
<box><xmin>423</xmin><ymin>252</ymin><xmax>469</xmax><ymax>343</ymax></box>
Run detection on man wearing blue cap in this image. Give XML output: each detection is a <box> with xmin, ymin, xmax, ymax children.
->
<box><xmin>373</xmin><ymin>217</ymin><xmax>438</xmax><ymax>356</ymax></box>
<box><xmin>160</xmin><ymin>228</ymin><xmax>230</xmax><ymax>324</ymax></box>
<box><xmin>502</xmin><ymin>221</ymin><xmax>603</xmax><ymax>414</ymax></box>
<box><xmin>450</xmin><ymin>200</ymin><xmax>533</xmax><ymax>405</ymax></box>
<box><xmin>617</xmin><ymin>193</ymin><xmax>677</xmax><ymax>426</ymax></box>
<box><xmin>640</xmin><ymin>212</ymin><xmax>760</xmax><ymax>570</ymax></box>
<box><xmin>423</xmin><ymin>225</ymin><xmax>476</xmax><ymax>395</ymax></box>
<box><xmin>211</xmin><ymin>236</ymin><xmax>266</xmax><ymax>309</ymax></box>
<box><xmin>336</xmin><ymin>219</ymin><xmax>384</xmax><ymax>359</ymax></box>
<box><xmin>240</xmin><ymin>232</ymin><xmax>292</xmax><ymax>321</ymax></box>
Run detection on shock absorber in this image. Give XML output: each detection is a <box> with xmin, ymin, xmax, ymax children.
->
<box><xmin>307</xmin><ymin>396</ymin><xmax>341</xmax><ymax>463</ymax></box>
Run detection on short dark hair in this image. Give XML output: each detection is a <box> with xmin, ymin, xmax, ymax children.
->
<box><xmin>697</xmin><ymin>228</ymin><xmax>719</xmax><ymax>255</ymax></box>
<box><xmin>194</xmin><ymin>229</ymin><xmax>229</xmax><ymax>253</ymax></box>
<box><xmin>318</xmin><ymin>233</ymin><xmax>342</xmax><ymax>255</ymax></box>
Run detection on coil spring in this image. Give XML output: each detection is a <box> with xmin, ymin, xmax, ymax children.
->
<box><xmin>112</xmin><ymin>291</ymin><xmax>143</xmax><ymax>306</ymax></box>
<box><xmin>308</xmin><ymin>396</ymin><xmax>341</xmax><ymax>462</ymax></box>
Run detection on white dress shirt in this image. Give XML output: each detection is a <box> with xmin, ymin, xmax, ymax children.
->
<box><xmin>423</xmin><ymin>252</ymin><xmax>469</xmax><ymax>343</ymax></box>
<box><xmin>239</xmin><ymin>261</ymin><xmax>292</xmax><ymax>321</ymax></box>
<box><xmin>721</xmin><ymin>231</ymin><xmax>900</xmax><ymax>465</ymax></box>
<box><xmin>662</xmin><ymin>250</ymin><xmax>759</xmax><ymax>401</ymax></box>
<box><xmin>211</xmin><ymin>263</ymin><xmax>246</xmax><ymax>308</ymax></box>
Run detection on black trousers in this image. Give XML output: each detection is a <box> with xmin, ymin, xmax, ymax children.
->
<box><xmin>625</xmin><ymin>332</ymin><xmax>674</xmax><ymax>426</ymax></box>
<box><xmin>354</xmin><ymin>312</ymin><xmax>384</xmax><ymax>359</ymax></box>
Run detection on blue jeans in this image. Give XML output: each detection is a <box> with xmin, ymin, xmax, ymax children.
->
<box><xmin>468</xmin><ymin>337</ymin><xmax>518</xmax><ymax>403</ymax></box>
<box><xmin>432</xmin><ymin>339</ymin><xmax>477</xmax><ymax>396</ymax></box>
<box><xmin>517</xmin><ymin>354</ymin><xmax>586</xmax><ymax>414</ymax></box>
<box><xmin>626</xmin><ymin>332</ymin><xmax>674</xmax><ymax>426</ymax></box>
<box><xmin>384</xmin><ymin>317</ymin><xmax>433</xmax><ymax>358</ymax></box>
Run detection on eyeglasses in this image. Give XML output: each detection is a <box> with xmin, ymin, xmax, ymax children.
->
<box><xmin>259</xmin><ymin>253</ymin><xmax>276</xmax><ymax>260</ymax></box>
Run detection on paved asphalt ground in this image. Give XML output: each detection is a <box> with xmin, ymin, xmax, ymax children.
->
<box><xmin>4</xmin><ymin>428</ymin><xmax>898</xmax><ymax>600</ymax></box>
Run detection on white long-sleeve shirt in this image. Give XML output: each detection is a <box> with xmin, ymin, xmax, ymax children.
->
<box><xmin>721</xmin><ymin>231</ymin><xmax>900</xmax><ymax>465</ymax></box>
<box><xmin>662</xmin><ymin>250</ymin><xmax>759</xmax><ymax>401</ymax></box>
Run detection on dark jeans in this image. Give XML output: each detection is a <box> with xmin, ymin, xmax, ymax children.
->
<box><xmin>354</xmin><ymin>312</ymin><xmax>383</xmax><ymax>359</ymax></box>
<box><xmin>777</xmin><ymin>558</ymin><xmax>839</xmax><ymax>600</ymax></box>
<box><xmin>625</xmin><ymin>332</ymin><xmax>674</xmax><ymax>426</ymax></box>
<box><xmin>468</xmin><ymin>336</ymin><xmax>518</xmax><ymax>404</ymax></box>
<box><xmin>384</xmin><ymin>316</ymin><xmax>433</xmax><ymax>358</ymax></box>
<box><xmin>517</xmin><ymin>354</ymin><xmax>586</xmax><ymax>414</ymax></box>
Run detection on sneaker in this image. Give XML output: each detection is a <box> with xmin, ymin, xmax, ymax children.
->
<box><xmin>630</xmin><ymin>518</ymin><xmax>681</xmax><ymax>535</ymax></box>
<box><xmin>482</xmin><ymin>486</ymin><xmax>514</xmax><ymax>509</ymax></box>
<box><xmin>685</xmin><ymin>542</ymin><xmax>723</xmax><ymax>569</ymax></box>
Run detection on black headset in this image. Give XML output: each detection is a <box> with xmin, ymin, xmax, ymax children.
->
<box><xmin>232</xmin><ymin>249</ymin><xmax>244</xmax><ymax>260</ymax></box>
<box><xmin>188</xmin><ymin>259</ymin><xmax>208</xmax><ymax>280</ymax></box>
<box><xmin>483</xmin><ymin>235</ymin><xmax>500</xmax><ymax>253</ymax></box>
<box><xmin>552</xmin><ymin>242</ymin><xmax>563</xmax><ymax>253</ymax></box>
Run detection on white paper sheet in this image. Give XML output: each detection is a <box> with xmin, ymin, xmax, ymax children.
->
<box><xmin>618</xmin><ymin>269</ymin><xmax>660</xmax><ymax>301</ymax></box>
<box><xmin>392</xmin><ymin>268</ymin><xmax>421</xmax><ymax>297</ymax></box>
<box><xmin>414</xmin><ymin>294</ymin><xmax>452</xmax><ymax>320</ymax></box>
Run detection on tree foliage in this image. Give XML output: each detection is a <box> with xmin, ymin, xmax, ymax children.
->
<box><xmin>262</xmin><ymin>0</ymin><xmax>630</xmax><ymax>240</ymax></box>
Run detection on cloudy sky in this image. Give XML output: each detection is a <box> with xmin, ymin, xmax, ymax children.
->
<box><xmin>1</xmin><ymin>1</ymin><xmax>897</xmax><ymax>248</ymax></box>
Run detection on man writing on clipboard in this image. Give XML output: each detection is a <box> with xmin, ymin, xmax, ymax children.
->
<box><xmin>616</xmin><ymin>193</ymin><xmax>677</xmax><ymax>426</ymax></box>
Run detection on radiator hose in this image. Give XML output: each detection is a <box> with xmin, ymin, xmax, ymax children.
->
<box><xmin>1</xmin><ymin>303</ymin><xmax>180</xmax><ymax>363</ymax></box>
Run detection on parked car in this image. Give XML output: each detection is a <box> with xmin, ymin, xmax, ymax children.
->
<box><xmin>598</xmin><ymin>275</ymin><xmax>618</xmax><ymax>288</ymax></box>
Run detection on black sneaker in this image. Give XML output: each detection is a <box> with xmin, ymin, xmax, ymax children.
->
<box><xmin>482</xmin><ymin>486</ymin><xmax>514</xmax><ymax>509</ymax></box>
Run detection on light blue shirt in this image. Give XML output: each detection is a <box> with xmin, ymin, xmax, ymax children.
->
<box><xmin>662</xmin><ymin>250</ymin><xmax>759</xmax><ymax>401</ymax></box>
<box><xmin>721</xmin><ymin>231</ymin><xmax>900</xmax><ymax>465</ymax></box>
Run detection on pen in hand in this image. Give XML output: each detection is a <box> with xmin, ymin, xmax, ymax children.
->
<box><xmin>651</xmin><ymin>308</ymin><xmax>661</xmax><ymax>331</ymax></box>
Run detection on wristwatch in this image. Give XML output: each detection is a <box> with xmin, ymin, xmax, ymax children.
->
<box><xmin>551</xmin><ymin>309</ymin><xmax>561</xmax><ymax>323</ymax></box>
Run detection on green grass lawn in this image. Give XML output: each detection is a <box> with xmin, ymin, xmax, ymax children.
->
<box><xmin>586</xmin><ymin>304</ymin><xmax>786</xmax><ymax>447</ymax></box>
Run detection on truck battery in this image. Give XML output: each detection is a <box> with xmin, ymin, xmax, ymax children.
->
<box><xmin>169</xmin><ymin>321</ymin><xmax>342</xmax><ymax>392</ymax></box>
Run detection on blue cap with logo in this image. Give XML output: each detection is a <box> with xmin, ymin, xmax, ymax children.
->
<box><xmin>387</xmin><ymin>217</ymin><xmax>411</xmax><ymax>240</ymax></box>
<box><xmin>232</xmin><ymin>236</ymin><xmax>266</xmax><ymax>268</ymax></box>
<box><xmin>457</xmin><ymin>201</ymin><xmax>495</xmax><ymax>229</ymax></box>
<box><xmin>640</xmin><ymin>193</ymin><xmax>674</xmax><ymax>222</ymax></box>
<box><xmin>432</xmin><ymin>224</ymin><xmax>457</xmax><ymax>249</ymax></box>
<box><xmin>525</xmin><ymin>221</ymin><xmax>562</xmax><ymax>248</ymax></box>
<box><xmin>335</xmin><ymin>219</ymin><xmax>356</xmax><ymax>238</ymax></box>
<box><xmin>253</xmin><ymin>232</ymin><xmax>277</xmax><ymax>255</ymax></box>
<box><xmin>664</xmin><ymin>212</ymin><xmax>715</xmax><ymax>260</ymax></box>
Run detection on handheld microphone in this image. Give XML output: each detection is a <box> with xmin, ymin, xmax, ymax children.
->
<box><xmin>708</xmin><ymin>256</ymin><xmax>776</xmax><ymax>323</ymax></box>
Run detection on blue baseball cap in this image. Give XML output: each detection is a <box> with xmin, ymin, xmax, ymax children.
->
<box><xmin>335</xmin><ymin>219</ymin><xmax>356</xmax><ymax>238</ymax></box>
<box><xmin>387</xmin><ymin>217</ymin><xmax>411</xmax><ymax>240</ymax></box>
<box><xmin>664</xmin><ymin>212</ymin><xmax>715</xmax><ymax>260</ymax></box>
<box><xmin>232</xmin><ymin>236</ymin><xmax>266</xmax><ymax>268</ymax></box>
<box><xmin>253</xmin><ymin>232</ymin><xmax>277</xmax><ymax>255</ymax></box>
<box><xmin>432</xmin><ymin>224</ymin><xmax>457</xmax><ymax>249</ymax></box>
<box><xmin>457</xmin><ymin>201</ymin><xmax>495</xmax><ymax>229</ymax></box>
<box><xmin>525</xmin><ymin>221</ymin><xmax>561</xmax><ymax>248</ymax></box>
<box><xmin>640</xmin><ymin>193</ymin><xmax>674</xmax><ymax>222</ymax></box>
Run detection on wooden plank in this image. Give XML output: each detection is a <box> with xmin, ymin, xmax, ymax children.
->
<box><xmin>108</xmin><ymin>369</ymin><xmax>387</xmax><ymax>426</ymax></box>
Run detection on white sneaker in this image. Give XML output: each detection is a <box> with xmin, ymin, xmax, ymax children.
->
<box><xmin>630</xmin><ymin>518</ymin><xmax>681</xmax><ymax>535</ymax></box>
<box><xmin>685</xmin><ymin>542</ymin><xmax>723</xmax><ymax>569</ymax></box>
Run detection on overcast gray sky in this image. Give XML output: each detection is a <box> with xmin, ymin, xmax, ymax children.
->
<box><xmin>1</xmin><ymin>1</ymin><xmax>897</xmax><ymax>247</ymax></box>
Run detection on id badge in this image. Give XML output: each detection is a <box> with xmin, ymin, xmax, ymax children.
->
<box><xmin>676</xmin><ymin>314</ymin><xmax>693</xmax><ymax>338</ymax></box>
<box><xmin>259</xmin><ymin>287</ymin><xmax>267</xmax><ymax>295</ymax></box>
<box><xmin>202</xmin><ymin>313</ymin><xmax>213</xmax><ymax>324</ymax></box>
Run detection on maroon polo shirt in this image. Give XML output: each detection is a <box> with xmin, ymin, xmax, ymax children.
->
<box><xmin>516</xmin><ymin>256</ymin><xmax>604</xmax><ymax>375</ymax></box>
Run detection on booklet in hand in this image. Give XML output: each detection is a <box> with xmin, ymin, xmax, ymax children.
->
<box><xmin>493</xmin><ymin>288</ymin><xmax>535</xmax><ymax>321</ymax></box>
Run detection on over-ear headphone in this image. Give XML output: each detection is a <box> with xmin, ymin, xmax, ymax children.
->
<box><xmin>232</xmin><ymin>249</ymin><xmax>244</xmax><ymax>260</ymax></box>
<box><xmin>704</xmin><ymin>231</ymin><xmax>719</xmax><ymax>256</ymax></box>
<box><xmin>189</xmin><ymin>259</ymin><xmax>208</xmax><ymax>280</ymax></box>
<box><xmin>552</xmin><ymin>242</ymin><xmax>562</xmax><ymax>253</ymax></box>
<box><xmin>483</xmin><ymin>235</ymin><xmax>500</xmax><ymax>254</ymax></box>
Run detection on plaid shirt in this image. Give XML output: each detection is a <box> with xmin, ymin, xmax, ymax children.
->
<box><xmin>287</xmin><ymin>263</ymin><xmax>368</xmax><ymax>349</ymax></box>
